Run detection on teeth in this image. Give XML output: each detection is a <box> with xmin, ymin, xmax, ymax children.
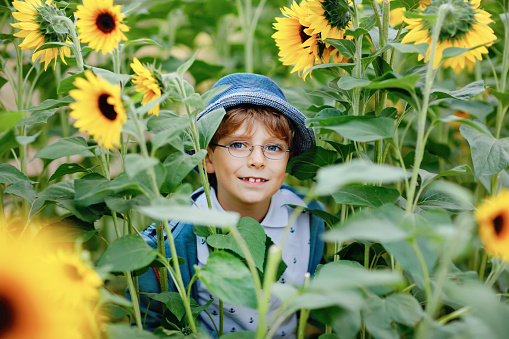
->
<box><xmin>249</xmin><ymin>178</ymin><xmax>255</xmax><ymax>182</ymax></box>
<box><xmin>255</xmin><ymin>179</ymin><xmax>261</xmax><ymax>182</ymax></box>
<box><xmin>245</xmin><ymin>178</ymin><xmax>264</xmax><ymax>182</ymax></box>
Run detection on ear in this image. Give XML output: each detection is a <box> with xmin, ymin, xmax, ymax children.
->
<box><xmin>205</xmin><ymin>151</ymin><xmax>215</xmax><ymax>174</ymax></box>
<box><xmin>284</xmin><ymin>172</ymin><xmax>288</xmax><ymax>179</ymax></box>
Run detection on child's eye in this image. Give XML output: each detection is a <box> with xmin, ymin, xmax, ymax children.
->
<box><xmin>230</xmin><ymin>141</ymin><xmax>248</xmax><ymax>149</ymax></box>
<box><xmin>265</xmin><ymin>144</ymin><xmax>284</xmax><ymax>152</ymax></box>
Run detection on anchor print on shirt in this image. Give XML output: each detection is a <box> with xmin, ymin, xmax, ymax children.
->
<box><xmin>249</xmin><ymin>317</ymin><xmax>254</xmax><ymax>323</ymax></box>
<box><xmin>282</xmin><ymin>331</ymin><xmax>286</xmax><ymax>336</ymax></box>
<box><xmin>230</xmin><ymin>327</ymin><xmax>236</xmax><ymax>333</ymax></box>
<box><xmin>212</xmin><ymin>310</ymin><xmax>218</xmax><ymax>316</ymax></box>
<box><xmin>293</xmin><ymin>257</ymin><xmax>297</xmax><ymax>264</ymax></box>
<box><xmin>229</xmin><ymin>308</ymin><xmax>236</xmax><ymax>314</ymax></box>
<box><xmin>290</xmin><ymin>227</ymin><xmax>295</xmax><ymax>233</ymax></box>
<box><xmin>280</xmin><ymin>277</ymin><xmax>286</xmax><ymax>284</ymax></box>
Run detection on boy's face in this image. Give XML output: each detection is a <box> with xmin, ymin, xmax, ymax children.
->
<box><xmin>205</xmin><ymin>121</ymin><xmax>289</xmax><ymax>217</ymax></box>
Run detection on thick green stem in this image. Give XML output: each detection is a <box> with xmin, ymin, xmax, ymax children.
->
<box><xmin>411</xmin><ymin>239</ymin><xmax>432</xmax><ymax>303</ymax></box>
<box><xmin>406</xmin><ymin>5</ymin><xmax>449</xmax><ymax>212</ymax></box>
<box><xmin>297</xmin><ymin>273</ymin><xmax>311</xmax><ymax>339</ymax></box>
<box><xmin>54</xmin><ymin>16</ymin><xmax>85</xmax><ymax>72</ymax></box>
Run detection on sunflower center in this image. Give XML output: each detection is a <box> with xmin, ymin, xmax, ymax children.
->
<box><xmin>96</xmin><ymin>13</ymin><xmax>116</xmax><ymax>33</ymax></box>
<box><xmin>299</xmin><ymin>25</ymin><xmax>312</xmax><ymax>44</ymax></box>
<box><xmin>492</xmin><ymin>213</ymin><xmax>506</xmax><ymax>238</ymax></box>
<box><xmin>64</xmin><ymin>264</ymin><xmax>83</xmax><ymax>282</ymax></box>
<box><xmin>98</xmin><ymin>94</ymin><xmax>118</xmax><ymax>120</ymax></box>
<box><xmin>423</xmin><ymin>0</ymin><xmax>476</xmax><ymax>41</ymax></box>
<box><xmin>320</xmin><ymin>0</ymin><xmax>351</xmax><ymax>30</ymax></box>
<box><xmin>0</xmin><ymin>295</ymin><xmax>15</xmax><ymax>336</ymax></box>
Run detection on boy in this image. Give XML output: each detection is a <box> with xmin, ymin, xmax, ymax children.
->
<box><xmin>136</xmin><ymin>73</ymin><xmax>325</xmax><ymax>337</ymax></box>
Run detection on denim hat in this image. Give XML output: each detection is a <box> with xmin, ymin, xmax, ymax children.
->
<box><xmin>198</xmin><ymin>73</ymin><xmax>315</xmax><ymax>156</ymax></box>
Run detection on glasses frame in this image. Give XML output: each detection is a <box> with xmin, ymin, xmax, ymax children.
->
<box><xmin>211</xmin><ymin>141</ymin><xmax>291</xmax><ymax>160</ymax></box>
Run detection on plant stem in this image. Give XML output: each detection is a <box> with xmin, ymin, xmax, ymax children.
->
<box><xmin>411</xmin><ymin>239</ymin><xmax>432</xmax><ymax>303</ymax></box>
<box><xmin>54</xmin><ymin>16</ymin><xmax>85</xmax><ymax>72</ymax></box>
<box><xmin>297</xmin><ymin>273</ymin><xmax>311</xmax><ymax>339</ymax></box>
<box><xmin>405</xmin><ymin>5</ymin><xmax>449</xmax><ymax>213</ymax></box>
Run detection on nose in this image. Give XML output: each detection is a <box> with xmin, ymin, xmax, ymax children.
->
<box><xmin>248</xmin><ymin>145</ymin><xmax>266</xmax><ymax>168</ymax></box>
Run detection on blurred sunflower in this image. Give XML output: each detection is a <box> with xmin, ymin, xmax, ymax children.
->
<box><xmin>131</xmin><ymin>58</ymin><xmax>163</xmax><ymax>116</ymax></box>
<box><xmin>401</xmin><ymin>0</ymin><xmax>496</xmax><ymax>73</ymax></box>
<box><xmin>273</xmin><ymin>0</ymin><xmax>318</xmax><ymax>79</ymax></box>
<box><xmin>10</xmin><ymin>0</ymin><xmax>71</xmax><ymax>71</ymax></box>
<box><xmin>0</xmin><ymin>235</ymin><xmax>84</xmax><ymax>339</ymax></box>
<box><xmin>306</xmin><ymin>0</ymin><xmax>352</xmax><ymax>40</ymax></box>
<box><xmin>69</xmin><ymin>70</ymin><xmax>126</xmax><ymax>150</ymax></box>
<box><xmin>75</xmin><ymin>0</ymin><xmax>129</xmax><ymax>54</ymax></box>
<box><xmin>475</xmin><ymin>191</ymin><xmax>509</xmax><ymax>260</ymax></box>
<box><xmin>45</xmin><ymin>249</ymin><xmax>102</xmax><ymax>306</ymax></box>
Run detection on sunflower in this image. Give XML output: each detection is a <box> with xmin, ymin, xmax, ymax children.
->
<box><xmin>273</xmin><ymin>0</ymin><xmax>319</xmax><ymax>79</ymax></box>
<box><xmin>10</xmin><ymin>0</ymin><xmax>71</xmax><ymax>71</ymax></box>
<box><xmin>0</xmin><ymin>234</ymin><xmax>84</xmax><ymax>339</ymax></box>
<box><xmin>130</xmin><ymin>58</ymin><xmax>163</xmax><ymax>116</ymax></box>
<box><xmin>306</xmin><ymin>0</ymin><xmax>352</xmax><ymax>41</ymax></box>
<box><xmin>75</xmin><ymin>0</ymin><xmax>129</xmax><ymax>54</ymax></box>
<box><xmin>44</xmin><ymin>249</ymin><xmax>102</xmax><ymax>306</ymax></box>
<box><xmin>475</xmin><ymin>191</ymin><xmax>509</xmax><ymax>260</ymax></box>
<box><xmin>401</xmin><ymin>0</ymin><xmax>496</xmax><ymax>73</ymax></box>
<box><xmin>69</xmin><ymin>70</ymin><xmax>126</xmax><ymax>150</ymax></box>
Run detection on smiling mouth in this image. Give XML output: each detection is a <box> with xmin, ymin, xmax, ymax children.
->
<box><xmin>240</xmin><ymin>177</ymin><xmax>268</xmax><ymax>183</ymax></box>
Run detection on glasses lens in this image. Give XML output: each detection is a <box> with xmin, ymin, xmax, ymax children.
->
<box><xmin>228</xmin><ymin>141</ymin><xmax>251</xmax><ymax>157</ymax></box>
<box><xmin>263</xmin><ymin>143</ymin><xmax>286</xmax><ymax>160</ymax></box>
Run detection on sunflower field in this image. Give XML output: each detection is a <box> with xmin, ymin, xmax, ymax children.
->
<box><xmin>1</xmin><ymin>0</ymin><xmax>509</xmax><ymax>337</ymax></box>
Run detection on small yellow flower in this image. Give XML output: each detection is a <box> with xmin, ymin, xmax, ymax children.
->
<box><xmin>401</xmin><ymin>0</ymin><xmax>496</xmax><ymax>73</ymax></box>
<box><xmin>475</xmin><ymin>191</ymin><xmax>509</xmax><ymax>260</ymax></box>
<box><xmin>10</xmin><ymin>0</ymin><xmax>71</xmax><ymax>71</ymax></box>
<box><xmin>69</xmin><ymin>70</ymin><xmax>126</xmax><ymax>150</ymax></box>
<box><xmin>75</xmin><ymin>0</ymin><xmax>129</xmax><ymax>54</ymax></box>
<box><xmin>130</xmin><ymin>58</ymin><xmax>163</xmax><ymax>116</ymax></box>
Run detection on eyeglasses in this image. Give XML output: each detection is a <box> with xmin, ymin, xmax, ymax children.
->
<box><xmin>211</xmin><ymin>141</ymin><xmax>290</xmax><ymax>160</ymax></box>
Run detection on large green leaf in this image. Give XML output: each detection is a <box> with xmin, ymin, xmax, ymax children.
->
<box><xmin>163</xmin><ymin>150</ymin><xmax>207</xmax><ymax>192</ymax></box>
<box><xmin>32</xmin><ymin>136</ymin><xmax>95</xmax><ymax>160</ymax></box>
<box><xmin>207</xmin><ymin>217</ymin><xmax>266</xmax><ymax>272</ymax></box>
<box><xmin>125</xmin><ymin>154</ymin><xmax>160</xmax><ymax>178</ymax></box>
<box><xmin>105</xmin><ymin>324</ymin><xmax>160</xmax><ymax>339</ymax></box>
<box><xmin>150</xmin><ymin>118</ymin><xmax>189</xmax><ymax>153</ymax></box>
<box><xmin>287</xmin><ymin>146</ymin><xmax>337</xmax><ymax>180</ymax></box>
<box><xmin>460</xmin><ymin>122</ymin><xmax>509</xmax><ymax>178</ymax></box>
<box><xmin>388</xmin><ymin>42</ymin><xmax>429</xmax><ymax>57</ymax></box>
<box><xmin>25</xmin><ymin>96</ymin><xmax>74</xmax><ymax>111</ymax></box>
<box><xmin>0</xmin><ymin>112</ymin><xmax>23</xmax><ymax>132</ymax></box>
<box><xmin>431</xmin><ymin>81</ymin><xmax>485</xmax><ymax>101</ymax></box>
<box><xmin>0</xmin><ymin>163</ymin><xmax>31</xmax><ymax>184</ymax></box>
<box><xmin>136</xmin><ymin>201</ymin><xmax>239</xmax><ymax>228</ymax></box>
<box><xmin>49</xmin><ymin>163</ymin><xmax>90</xmax><ymax>182</ymax></box>
<box><xmin>198</xmin><ymin>107</ymin><xmax>226</xmax><ymax>149</ymax></box>
<box><xmin>315</xmin><ymin>160</ymin><xmax>408</xmax><ymax>195</ymax></box>
<box><xmin>57</xmin><ymin>72</ymin><xmax>86</xmax><ymax>96</ymax></box>
<box><xmin>363</xmin><ymin>295</ymin><xmax>399</xmax><ymax>339</ymax></box>
<box><xmin>332</xmin><ymin>185</ymin><xmax>400</xmax><ymax>207</ymax></box>
<box><xmin>4</xmin><ymin>181</ymin><xmax>37</xmax><ymax>203</ymax></box>
<box><xmin>418</xmin><ymin>181</ymin><xmax>474</xmax><ymax>213</ymax></box>
<box><xmin>142</xmin><ymin>292</ymin><xmax>186</xmax><ymax>321</ymax></box>
<box><xmin>308</xmin><ymin>115</ymin><xmax>394</xmax><ymax>142</ymax></box>
<box><xmin>98</xmin><ymin>235</ymin><xmax>158</xmax><ymax>272</ymax></box>
<box><xmin>198</xmin><ymin>251</ymin><xmax>257</xmax><ymax>308</ymax></box>
<box><xmin>326</xmin><ymin>39</ymin><xmax>356</xmax><ymax>58</ymax></box>
<box><xmin>336</xmin><ymin>76</ymin><xmax>371</xmax><ymax>90</ymax></box>
<box><xmin>0</xmin><ymin>130</ymin><xmax>18</xmax><ymax>159</ymax></box>
<box><xmin>365</xmin><ymin>74</ymin><xmax>420</xmax><ymax>94</ymax></box>
<box><xmin>438</xmin><ymin>98</ymin><xmax>494</xmax><ymax>121</ymax></box>
<box><xmin>324</xmin><ymin>205</ymin><xmax>411</xmax><ymax>243</ymax></box>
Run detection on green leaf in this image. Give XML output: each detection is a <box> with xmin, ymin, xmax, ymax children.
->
<box><xmin>142</xmin><ymin>292</ymin><xmax>186</xmax><ymax>321</ymax></box>
<box><xmin>365</xmin><ymin>74</ymin><xmax>420</xmax><ymax>93</ymax></box>
<box><xmin>16</xmin><ymin>131</ymin><xmax>41</xmax><ymax>145</ymax></box>
<box><xmin>49</xmin><ymin>163</ymin><xmax>90</xmax><ymax>181</ymax></box>
<box><xmin>16</xmin><ymin>108</ymin><xmax>57</xmax><ymax>126</ymax></box>
<box><xmin>105</xmin><ymin>195</ymin><xmax>149</xmax><ymax>214</ymax></box>
<box><xmin>197</xmin><ymin>108</ymin><xmax>226</xmax><ymax>149</ymax></box>
<box><xmin>332</xmin><ymin>185</ymin><xmax>400</xmax><ymax>207</ymax></box>
<box><xmin>309</xmin><ymin>115</ymin><xmax>395</xmax><ymax>142</ymax></box>
<box><xmin>150</xmin><ymin>118</ymin><xmax>188</xmax><ymax>153</ymax></box>
<box><xmin>389</xmin><ymin>42</ymin><xmax>429</xmax><ymax>57</ymax></box>
<box><xmin>198</xmin><ymin>251</ymin><xmax>258</xmax><ymax>308</ymax></box>
<box><xmin>97</xmin><ymin>235</ymin><xmax>158</xmax><ymax>272</ymax></box>
<box><xmin>360</xmin><ymin>14</ymin><xmax>377</xmax><ymax>31</ymax></box>
<box><xmin>0</xmin><ymin>76</ymin><xmax>8</xmax><ymax>90</ymax></box>
<box><xmin>336</xmin><ymin>75</ymin><xmax>371</xmax><ymax>90</ymax></box>
<box><xmin>34</xmin><ymin>42</ymin><xmax>74</xmax><ymax>53</ymax></box>
<box><xmin>201</xmin><ymin>85</ymin><xmax>230</xmax><ymax>106</ymax></box>
<box><xmin>188</xmin><ymin>60</ymin><xmax>225</xmax><ymax>86</ymax></box>
<box><xmin>57</xmin><ymin>72</ymin><xmax>86</xmax><ymax>96</ymax></box>
<box><xmin>299</xmin><ymin>208</ymin><xmax>340</xmax><ymax>229</ymax></box>
<box><xmin>324</xmin><ymin>205</ymin><xmax>411</xmax><ymax>243</ymax></box>
<box><xmin>4</xmin><ymin>181</ymin><xmax>37</xmax><ymax>203</ymax></box>
<box><xmin>316</xmin><ymin>160</ymin><xmax>408</xmax><ymax>195</ymax></box>
<box><xmin>438</xmin><ymin>98</ymin><xmax>494</xmax><ymax>121</ymax></box>
<box><xmin>104</xmin><ymin>324</ymin><xmax>160</xmax><ymax>339</ymax></box>
<box><xmin>363</xmin><ymin>295</ymin><xmax>399</xmax><ymax>339</ymax></box>
<box><xmin>90</xmin><ymin>67</ymin><xmax>131</xmax><ymax>86</ymax></box>
<box><xmin>25</xmin><ymin>96</ymin><xmax>74</xmax><ymax>111</ymax></box>
<box><xmin>489</xmin><ymin>88</ymin><xmax>509</xmax><ymax>108</ymax></box>
<box><xmin>0</xmin><ymin>163</ymin><xmax>31</xmax><ymax>184</ymax></box>
<box><xmin>163</xmin><ymin>150</ymin><xmax>207</xmax><ymax>193</ymax></box>
<box><xmin>326</xmin><ymin>39</ymin><xmax>356</xmax><ymax>59</ymax></box>
<box><xmin>0</xmin><ymin>112</ymin><xmax>23</xmax><ymax>132</ymax></box>
<box><xmin>431</xmin><ymin>81</ymin><xmax>485</xmax><ymax>100</ymax></box>
<box><xmin>287</xmin><ymin>146</ymin><xmax>338</xmax><ymax>180</ymax></box>
<box><xmin>344</xmin><ymin>27</ymin><xmax>369</xmax><ymax>40</ymax></box>
<box><xmin>136</xmin><ymin>90</ymin><xmax>172</xmax><ymax>117</ymax></box>
<box><xmin>0</xmin><ymin>130</ymin><xmax>18</xmax><ymax>159</ymax></box>
<box><xmin>460</xmin><ymin>122</ymin><xmax>509</xmax><ymax>178</ymax></box>
<box><xmin>304</xmin><ymin>62</ymin><xmax>357</xmax><ymax>76</ymax></box>
<box><xmin>124</xmin><ymin>154</ymin><xmax>160</xmax><ymax>178</ymax></box>
<box><xmin>32</xmin><ymin>136</ymin><xmax>95</xmax><ymax>160</ymax></box>
<box><xmin>418</xmin><ymin>181</ymin><xmax>474</xmax><ymax>212</ymax></box>
<box><xmin>177</xmin><ymin>50</ymin><xmax>199</xmax><ymax>76</ymax></box>
<box><xmin>122</xmin><ymin>38</ymin><xmax>162</xmax><ymax>49</ymax></box>
<box><xmin>136</xmin><ymin>202</ymin><xmax>239</xmax><ymax>228</ymax></box>
<box><xmin>385</xmin><ymin>293</ymin><xmax>423</xmax><ymax>326</ymax></box>
<box><xmin>207</xmin><ymin>217</ymin><xmax>266</xmax><ymax>272</ymax></box>
<box><xmin>0</xmin><ymin>33</ymin><xmax>15</xmax><ymax>42</ymax></box>
<box><xmin>222</xmin><ymin>332</ymin><xmax>256</xmax><ymax>339</ymax></box>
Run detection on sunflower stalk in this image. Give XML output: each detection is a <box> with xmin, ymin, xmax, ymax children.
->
<box><xmin>405</xmin><ymin>4</ymin><xmax>450</xmax><ymax>213</ymax></box>
<box><xmin>53</xmin><ymin>15</ymin><xmax>85</xmax><ymax>72</ymax></box>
